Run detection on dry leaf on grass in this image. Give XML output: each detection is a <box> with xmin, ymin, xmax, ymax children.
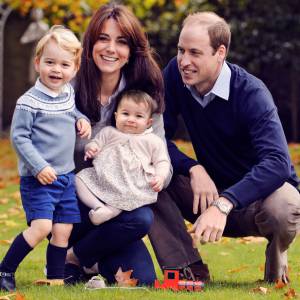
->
<box><xmin>34</xmin><ymin>279</ymin><xmax>64</xmax><ymax>286</ymax></box>
<box><xmin>252</xmin><ymin>286</ymin><xmax>268</xmax><ymax>294</ymax></box>
<box><xmin>259</xmin><ymin>264</ymin><xmax>265</xmax><ymax>272</ymax></box>
<box><xmin>0</xmin><ymin>214</ymin><xmax>8</xmax><ymax>220</ymax></box>
<box><xmin>0</xmin><ymin>220</ymin><xmax>18</xmax><ymax>227</ymax></box>
<box><xmin>274</xmin><ymin>279</ymin><xmax>287</xmax><ymax>289</ymax></box>
<box><xmin>7</xmin><ymin>207</ymin><xmax>22</xmax><ymax>216</ymax></box>
<box><xmin>115</xmin><ymin>267</ymin><xmax>138</xmax><ymax>287</ymax></box>
<box><xmin>0</xmin><ymin>198</ymin><xmax>9</xmax><ymax>205</ymax></box>
<box><xmin>15</xmin><ymin>293</ymin><xmax>25</xmax><ymax>300</ymax></box>
<box><xmin>0</xmin><ymin>293</ymin><xmax>24</xmax><ymax>300</ymax></box>
<box><xmin>228</xmin><ymin>265</ymin><xmax>248</xmax><ymax>273</ymax></box>
<box><xmin>0</xmin><ymin>182</ymin><xmax>6</xmax><ymax>189</ymax></box>
<box><xmin>284</xmin><ymin>288</ymin><xmax>297</xmax><ymax>299</ymax></box>
<box><xmin>0</xmin><ymin>239</ymin><xmax>13</xmax><ymax>245</ymax></box>
<box><xmin>237</xmin><ymin>237</ymin><xmax>266</xmax><ymax>244</ymax></box>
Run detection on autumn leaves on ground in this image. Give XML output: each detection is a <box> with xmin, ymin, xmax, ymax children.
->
<box><xmin>0</xmin><ymin>138</ymin><xmax>300</xmax><ymax>300</ymax></box>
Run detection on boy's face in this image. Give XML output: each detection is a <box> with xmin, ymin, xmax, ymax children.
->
<box><xmin>35</xmin><ymin>40</ymin><xmax>77</xmax><ymax>93</ymax></box>
<box><xmin>114</xmin><ymin>98</ymin><xmax>152</xmax><ymax>134</ymax></box>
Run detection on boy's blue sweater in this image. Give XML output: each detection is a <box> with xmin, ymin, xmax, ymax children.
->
<box><xmin>11</xmin><ymin>81</ymin><xmax>87</xmax><ymax>177</ymax></box>
<box><xmin>163</xmin><ymin>57</ymin><xmax>299</xmax><ymax>208</ymax></box>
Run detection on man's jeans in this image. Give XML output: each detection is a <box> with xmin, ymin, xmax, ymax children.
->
<box><xmin>69</xmin><ymin>202</ymin><xmax>156</xmax><ymax>285</ymax></box>
<box><xmin>149</xmin><ymin>175</ymin><xmax>300</xmax><ymax>282</ymax></box>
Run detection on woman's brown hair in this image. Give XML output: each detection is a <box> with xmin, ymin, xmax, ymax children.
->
<box><xmin>75</xmin><ymin>3</ymin><xmax>164</xmax><ymax>122</ymax></box>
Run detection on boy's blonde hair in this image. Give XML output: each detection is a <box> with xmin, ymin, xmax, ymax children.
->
<box><xmin>118</xmin><ymin>90</ymin><xmax>158</xmax><ymax>116</ymax></box>
<box><xmin>35</xmin><ymin>25</ymin><xmax>82</xmax><ymax>69</ymax></box>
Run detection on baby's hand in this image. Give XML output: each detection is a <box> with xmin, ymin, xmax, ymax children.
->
<box><xmin>37</xmin><ymin>166</ymin><xmax>57</xmax><ymax>185</ymax></box>
<box><xmin>150</xmin><ymin>175</ymin><xmax>164</xmax><ymax>192</ymax></box>
<box><xmin>84</xmin><ymin>145</ymin><xmax>100</xmax><ymax>161</ymax></box>
<box><xmin>77</xmin><ymin>118</ymin><xmax>91</xmax><ymax>139</ymax></box>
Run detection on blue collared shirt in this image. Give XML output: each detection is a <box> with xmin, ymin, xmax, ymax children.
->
<box><xmin>186</xmin><ymin>61</ymin><xmax>231</xmax><ymax>107</ymax></box>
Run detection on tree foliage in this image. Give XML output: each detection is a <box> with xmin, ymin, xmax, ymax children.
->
<box><xmin>3</xmin><ymin>0</ymin><xmax>300</xmax><ymax>141</ymax></box>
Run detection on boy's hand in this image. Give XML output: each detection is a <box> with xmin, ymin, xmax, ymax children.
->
<box><xmin>77</xmin><ymin>118</ymin><xmax>91</xmax><ymax>139</ymax></box>
<box><xmin>37</xmin><ymin>166</ymin><xmax>57</xmax><ymax>185</ymax></box>
<box><xmin>84</xmin><ymin>145</ymin><xmax>100</xmax><ymax>161</ymax></box>
<box><xmin>150</xmin><ymin>175</ymin><xmax>164</xmax><ymax>192</ymax></box>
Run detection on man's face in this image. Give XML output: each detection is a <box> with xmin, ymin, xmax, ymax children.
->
<box><xmin>177</xmin><ymin>24</ymin><xmax>225</xmax><ymax>95</ymax></box>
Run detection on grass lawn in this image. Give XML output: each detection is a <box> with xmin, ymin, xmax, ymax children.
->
<box><xmin>0</xmin><ymin>138</ymin><xmax>300</xmax><ymax>300</ymax></box>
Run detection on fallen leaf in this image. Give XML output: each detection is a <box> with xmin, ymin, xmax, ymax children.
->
<box><xmin>259</xmin><ymin>264</ymin><xmax>265</xmax><ymax>272</ymax></box>
<box><xmin>274</xmin><ymin>279</ymin><xmax>287</xmax><ymax>289</ymax></box>
<box><xmin>228</xmin><ymin>265</ymin><xmax>248</xmax><ymax>273</ymax></box>
<box><xmin>0</xmin><ymin>214</ymin><xmax>8</xmax><ymax>220</ymax></box>
<box><xmin>220</xmin><ymin>237</ymin><xmax>230</xmax><ymax>244</ymax></box>
<box><xmin>15</xmin><ymin>292</ymin><xmax>25</xmax><ymax>300</ymax></box>
<box><xmin>34</xmin><ymin>279</ymin><xmax>64</xmax><ymax>286</ymax></box>
<box><xmin>115</xmin><ymin>267</ymin><xmax>138</xmax><ymax>287</ymax></box>
<box><xmin>252</xmin><ymin>286</ymin><xmax>268</xmax><ymax>294</ymax></box>
<box><xmin>220</xmin><ymin>252</ymin><xmax>229</xmax><ymax>256</ymax></box>
<box><xmin>2</xmin><ymin>220</ymin><xmax>18</xmax><ymax>227</ymax></box>
<box><xmin>0</xmin><ymin>293</ymin><xmax>16</xmax><ymax>300</ymax></box>
<box><xmin>0</xmin><ymin>198</ymin><xmax>9</xmax><ymax>204</ymax></box>
<box><xmin>284</xmin><ymin>288</ymin><xmax>297</xmax><ymax>299</ymax></box>
<box><xmin>0</xmin><ymin>182</ymin><xmax>6</xmax><ymax>189</ymax></box>
<box><xmin>0</xmin><ymin>239</ymin><xmax>13</xmax><ymax>245</ymax></box>
<box><xmin>7</xmin><ymin>207</ymin><xmax>21</xmax><ymax>216</ymax></box>
<box><xmin>237</xmin><ymin>237</ymin><xmax>266</xmax><ymax>244</ymax></box>
<box><xmin>10</xmin><ymin>192</ymin><xmax>21</xmax><ymax>205</ymax></box>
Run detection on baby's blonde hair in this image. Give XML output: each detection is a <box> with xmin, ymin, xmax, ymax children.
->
<box><xmin>35</xmin><ymin>25</ymin><xmax>82</xmax><ymax>69</ymax></box>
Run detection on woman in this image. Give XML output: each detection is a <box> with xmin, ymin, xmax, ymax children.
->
<box><xmin>64</xmin><ymin>3</ymin><xmax>171</xmax><ymax>285</ymax></box>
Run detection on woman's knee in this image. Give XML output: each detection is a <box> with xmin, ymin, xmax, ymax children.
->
<box><xmin>124</xmin><ymin>207</ymin><xmax>154</xmax><ymax>234</ymax></box>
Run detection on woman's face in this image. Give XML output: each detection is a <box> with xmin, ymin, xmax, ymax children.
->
<box><xmin>92</xmin><ymin>18</ymin><xmax>130</xmax><ymax>78</ymax></box>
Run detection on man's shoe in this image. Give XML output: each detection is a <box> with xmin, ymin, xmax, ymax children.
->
<box><xmin>64</xmin><ymin>263</ymin><xmax>84</xmax><ymax>285</ymax></box>
<box><xmin>0</xmin><ymin>271</ymin><xmax>16</xmax><ymax>291</ymax></box>
<box><xmin>180</xmin><ymin>263</ymin><xmax>210</xmax><ymax>283</ymax></box>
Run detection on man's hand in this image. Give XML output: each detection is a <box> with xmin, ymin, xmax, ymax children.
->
<box><xmin>189</xmin><ymin>197</ymin><xmax>233</xmax><ymax>245</ymax></box>
<box><xmin>37</xmin><ymin>166</ymin><xmax>57</xmax><ymax>185</ymax></box>
<box><xmin>150</xmin><ymin>175</ymin><xmax>164</xmax><ymax>192</ymax></box>
<box><xmin>84</xmin><ymin>144</ymin><xmax>100</xmax><ymax>161</ymax></box>
<box><xmin>77</xmin><ymin>118</ymin><xmax>91</xmax><ymax>139</ymax></box>
<box><xmin>189</xmin><ymin>165</ymin><xmax>219</xmax><ymax>214</ymax></box>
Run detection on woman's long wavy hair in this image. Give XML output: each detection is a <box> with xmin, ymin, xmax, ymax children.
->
<box><xmin>75</xmin><ymin>3</ymin><xmax>164</xmax><ymax>123</ymax></box>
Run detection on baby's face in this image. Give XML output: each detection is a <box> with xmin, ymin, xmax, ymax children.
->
<box><xmin>115</xmin><ymin>98</ymin><xmax>152</xmax><ymax>134</ymax></box>
<box><xmin>35</xmin><ymin>40</ymin><xmax>77</xmax><ymax>93</ymax></box>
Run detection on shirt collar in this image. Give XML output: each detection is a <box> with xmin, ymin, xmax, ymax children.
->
<box><xmin>209</xmin><ymin>61</ymin><xmax>231</xmax><ymax>101</ymax></box>
<box><xmin>35</xmin><ymin>78</ymin><xmax>70</xmax><ymax>98</ymax></box>
<box><xmin>100</xmin><ymin>74</ymin><xmax>126</xmax><ymax>107</ymax></box>
<box><xmin>186</xmin><ymin>61</ymin><xmax>231</xmax><ymax>102</ymax></box>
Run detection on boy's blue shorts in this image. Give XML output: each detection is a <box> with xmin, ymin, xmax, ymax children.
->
<box><xmin>20</xmin><ymin>172</ymin><xmax>81</xmax><ymax>225</ymax></box>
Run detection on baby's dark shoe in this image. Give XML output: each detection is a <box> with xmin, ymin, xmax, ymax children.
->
<box><xmin>0</xmin><ymin>271</ymin><xmax>16</xmax><ymax>291</ymax></box>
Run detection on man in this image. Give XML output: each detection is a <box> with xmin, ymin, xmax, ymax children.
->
<box><xmin>149</xmin><ymin>11</ymin><xmax>300</xmax><ymax>283</ymax></box>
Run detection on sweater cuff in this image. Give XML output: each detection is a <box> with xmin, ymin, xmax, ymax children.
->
<box><xmin>219</xmin><ymin>191</ymin><xmax>239</xmax><ymax>209</ymax></box>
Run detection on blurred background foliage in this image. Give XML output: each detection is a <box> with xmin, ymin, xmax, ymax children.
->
<box><xmin>3</xmin><ymin>0</ymin><xmax>300</xmax><ymax>141</ymax></box>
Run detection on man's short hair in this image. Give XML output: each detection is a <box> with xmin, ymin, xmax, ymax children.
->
<box><xmin>183</xmin><ymin>12</ymin><xmax>231</xmax><ymax>55</ymax></box>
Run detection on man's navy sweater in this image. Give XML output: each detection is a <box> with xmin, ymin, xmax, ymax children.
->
<box><xmin>163</xmin><ymin>57</ymin><xmax>299</xmax><ymax>208</ymax></box>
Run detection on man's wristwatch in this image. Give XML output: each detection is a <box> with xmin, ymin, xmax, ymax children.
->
<box><xmin>211</xmin><ymin>199</ymin><xmax>232</xmax><ymax>215</ymax></box>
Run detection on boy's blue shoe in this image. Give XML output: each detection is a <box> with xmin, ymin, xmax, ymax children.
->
<box><xmin>0</xmin><ymin>271</ymin><xmax>16</xmax><ymax>291</ymax></box>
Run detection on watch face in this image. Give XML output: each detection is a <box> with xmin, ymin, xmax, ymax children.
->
<box><xmin>220</xmin><ymin>203</ymin><xmax>230</xmax><ymax>213</ymax></box>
